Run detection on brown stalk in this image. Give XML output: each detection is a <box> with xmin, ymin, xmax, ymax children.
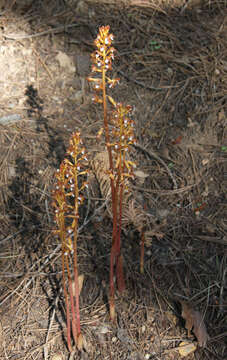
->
<box><xmin>62</xmin><ymin>253</ymin><xmax>72</xmax><ymax>352</ymax></box>
<box><xmin>88</xmin><ymin>26</ymin><xmax>136</xmax><ymax>320</ymax></box>
<box><xmin>101</xmin><ymin>60</ymin><xmax>118</xmax><ymax>256</ymax></box>
<box><xmin>98</xmin><ymin>29</ymin><xmax>120</xmax><ymax>321</ymax></box>
<box><xmin>65</xmin><ymin>255</ymin><xmax>77</xmax><ymax>344</ymax></box>
<box><xmin>58</xmin><ymin>203</ymin><xmax>74</xmax><ymax>352</ymax></box>
<box><xmin>72</xmin><ymin>211</ymin><xmax>82</xmax><ymax>347</ymax></box>
<box><xmin>115</xmin><ymin>151</ymin><xmax>126</xmax><ymax>292</ymax></box>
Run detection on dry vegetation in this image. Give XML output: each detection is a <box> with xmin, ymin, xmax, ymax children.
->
<box><xmin>0</xmin><ymin>0</ymin><xmax>226</xmax><ymax>359</ymax></box>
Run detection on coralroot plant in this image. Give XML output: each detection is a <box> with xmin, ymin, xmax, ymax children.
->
<box><xmin>52</xmin><ymin>132</ymin><xmax>89</xmax><ymax>351</ymax></box>
<box><xmin>88</xmin><ymin>26</ymin><xmax>136</xmax><ymax>320</ymax></box>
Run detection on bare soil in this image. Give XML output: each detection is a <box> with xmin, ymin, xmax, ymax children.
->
<box><xmin>0</xmin><ymin>1</ymin><xmax>226</xmax><ymax>360</ymax></box>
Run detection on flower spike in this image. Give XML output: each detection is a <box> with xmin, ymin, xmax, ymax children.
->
<box><xmin>52</xmin><ymin>131</ymin><xmax>89</xmax><ymax>351</ymax></box>
<box><xmin>88</xmin><ymin>26</ymin><xmax>137</xmax><ymax>321</ymax></box>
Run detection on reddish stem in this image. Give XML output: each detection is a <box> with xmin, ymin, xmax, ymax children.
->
<box><xmin>65</xmin><ymin>256</ymin><xmax>77</xmax><ymax>344</ymax></box>
<box><xmin>109</xmin><ymin>244</ymin><xmax>116</xmax><ymax>321</ymax></box>
<box><xmin>73</xmin><ymin>231</ymin><xmax>82</xmax><ymax>338</ymax></box>
<box><xmin>62</xmin><ymin>254</ymin><xmax>72</xmax><ymax>352</ymax></box>
<box><xmin>71</xmin><ymin>158</ymin><xmax>82</xmax><ymax>348</ymax></box>
<box><xmin>116</xmin><ymin>254</ymin><xmax>125</xmax><ymax>293</ymax></box>
<box><xmin>115</xmin><ymin>150</ymin><xmax>126</xmax><ymax>292</ymax></box>
<box><xmin>102</xmin><ymin>65</ymin><xmax>119</xmax><ymax>320</ymax></box>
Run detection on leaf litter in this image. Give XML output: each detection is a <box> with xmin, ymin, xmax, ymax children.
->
<box><xmin>0</xmin><ymin>1</ymin><xmax>226</xmax><ymax>359</ymax></box>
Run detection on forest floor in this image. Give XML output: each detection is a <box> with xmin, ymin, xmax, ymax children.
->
<box><xmin>0</xmin><ymin>1</ymin><xmax>226</xmax><ymax>359</ymax></box>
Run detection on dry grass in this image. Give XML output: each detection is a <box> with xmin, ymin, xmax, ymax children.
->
<box><xmin>0</xmin><ymin>0</ymin><xmax>226</xmax><ymax>359</ymax></box>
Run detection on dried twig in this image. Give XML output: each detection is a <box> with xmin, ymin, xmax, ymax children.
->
<box><xmin>32</xmin><ymin>48</ymin><xmax>53</xmax><ymax>80</ymax></box>
<box><xmin>133</xmin><ymin>142</ymin><xmax>178</xmax><ymax>189</ymax></box>
<box><xmin>4</xmin><ymin>23</ymin><xmax>82</xmax><ymax>40</ymax></box>
<box><xmin>44</xmin><ymin>295</ymin><xmax>60</xmax><ymax>360</ymax></box>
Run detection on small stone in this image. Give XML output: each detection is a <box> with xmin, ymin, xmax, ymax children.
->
<box><xmin>51</xmin><ymin>354</ymin><xmax>63</xmax><ymax>360</ymax></box>
<box><xmin>75</xmin><ymin>53</ymin><xmax>90</xmax><ymax>77</ymax></box>
<box><xmin>202</xmin><ymin>158</ymin><xmax>209</xmax><ymax>166</ymax></box>
<box><xmin>156</xmin><ymin>208</ymin><xmax>169</xmax><ymax>219</ymax></box>
<box><xmin>112</xmin><ymin>336</ymin><xmax>117</xmax><ymax>343</ymax></box>
<box><xmin>76</xmin><ymin>0</ymin><xmax>89</xmax><ymax>15</ymax></box>
<box><xmin>8</xmin><ymin>166</ymin><xmax>16</xmax><ymax>178</ymax></box>
<box><xmin>73</xmin><ymin>90</ymin><xmax>83</xmax><ymax>104</ymax></box>
<box><xmin>99</xmin><ymin>324</ymin><xmax>111</xmax><ymax>334</ymax></box>
<box><xmin>167</xmin><ymin>67</ymin><xmax>173</xmax><ymax>76</ymax></box>
<box><xmin>56</xmin><ymin>51</ymin><xmax>75</xmax><ymax>73</ymax></box>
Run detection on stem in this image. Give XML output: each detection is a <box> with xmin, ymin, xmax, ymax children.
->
<box><xmin>116</xmin><ymin>187</ymin><xmax>125</xmax><ymax>292</ymax></box>
<box><xmin>102</xmin><ymin>66</ymin><xmax>119</xmax><ymax>320</ymax></box>
<box><xmin>73</xmin><ymin>225</ymin><xmax>82</xmax><ymax>340</ymax></box>
<box><xmin>60</xmin><ymin>213</ymin><xmax>73</xmax><ymax>352</ymax></box>
<box><xmin>115</xmin><ymin>150</ymin><xmax>123</xmax><ymax>255</ymax></box>
<box><xmin>72</xmin><ymin>160</ymin><xmax>82</xmax><ymax>348</ymax></box>
<box><xmin>62</xmin><ymin>253</ymin><xmax>72</xmax><ymax>352</ymax></box>
<box><xmin>102</xmin><ymin>68</ymin><xmax>112</xmax><ymax>168</ymax></box>
<box><xmin>109</xmin><ymin>245</ymin><xmax>116</xmax><ymax>321</ymax></box>
<box><xmin>115</xmin><ymin>151</ymin><xmax>125</xmax><ymax>293</ymax></box>
<box><xmin>65</xmin><ymin>256</ymin><xmax>77</xmax><ymax>344</ymax></box>
<box><xmin>116</xmin><ymin>254</ymin><xmax>125</xmax><ymax>293</ymax></box>
<box><xmin>102</xmin><ymin>67</ymin><xmax>118</xmax><ymax>229</ymax></box>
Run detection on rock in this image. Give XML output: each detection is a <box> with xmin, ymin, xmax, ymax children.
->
<box><xmin>56</xmin><ymin>51</ymin><xmax>75</xmax><ymax>73</ymax></box>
